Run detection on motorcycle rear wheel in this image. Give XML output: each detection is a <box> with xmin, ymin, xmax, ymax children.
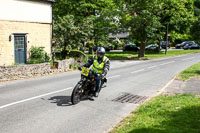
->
<box><xmin>71</xmin><ymin>83</ymin><xmax>83</xmax><ymax>105</ymax></box>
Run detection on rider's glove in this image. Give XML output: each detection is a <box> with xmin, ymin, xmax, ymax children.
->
<box><xmin>101</xmin><ymin>74</ymin><xmax>105</xmax><ymax>79</ymax></box>
<box><xmin>78</xmin><ymin>66</ymin><xmax>82</xmax><ymax>71</ymax></box>
<box><xmin>95</xmin><ymin>71</ymin><xmax>99</xmax><ymax>75</ymax></box>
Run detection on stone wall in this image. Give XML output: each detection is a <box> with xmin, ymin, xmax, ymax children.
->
<box><xmin>0</xmin><ymin>58</ymin><xmax>74</xmax><ymax>82</ymax></box>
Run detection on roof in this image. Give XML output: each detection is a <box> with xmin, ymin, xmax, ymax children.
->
<box><xmin>109</xmin><ymin>32</ymin><xmax>129</xmax><ymax>39</ymax></box>
<box><xmin>38</xmin><ymin>0</ymin><xmax>55</xmax><ymax>3</ymax></box>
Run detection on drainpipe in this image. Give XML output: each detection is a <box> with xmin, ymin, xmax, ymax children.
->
<box><xmin>51</xmin><ymin>2</ymin><xmax>54</xmax><ymax>60</ymax></box>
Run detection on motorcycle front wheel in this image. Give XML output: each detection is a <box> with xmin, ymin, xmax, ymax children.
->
<box><xmin>71</xmin><ymin>83</ymin><xmax>83</xmax><ymax>105</ymax></box>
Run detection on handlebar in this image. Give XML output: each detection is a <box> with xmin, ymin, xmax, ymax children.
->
<box><xmin>79</xmin><ymin>66</ymin><xmax>105</xmax><ymax>78</ymax></box>
<box><xmin>78</xmin><ymin>66</ymin><xmax>82</xmax><ymax>71</ymax></box>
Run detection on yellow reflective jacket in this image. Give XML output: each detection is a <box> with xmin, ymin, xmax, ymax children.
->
<box><xmin>91</xmin><ymin>56</ymin><xmax>109</xmax><ymax>74</ymax></box>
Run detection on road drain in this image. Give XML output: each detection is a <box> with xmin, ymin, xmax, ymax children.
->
<box><xmin>112</xmin><ymin>93</ymin><xmax>148</xmax><ymax>104</ymax></box>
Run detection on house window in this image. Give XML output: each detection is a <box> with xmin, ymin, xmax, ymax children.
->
<box><xmin>15</xmin><ymin>36</ymin><xmax>25</xmax><ymax>50</ymax></box>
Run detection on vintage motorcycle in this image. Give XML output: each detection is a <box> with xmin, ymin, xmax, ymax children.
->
<box><xmin>71</xmin><ymin>67</ymin><xmax>106</xmax><ymax>105</ymax></box>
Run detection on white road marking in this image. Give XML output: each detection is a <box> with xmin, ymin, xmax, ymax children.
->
<box><xmin>0</xmin><ymin>87</ymin><xmax>73</xmax><ymax>109</ymax></box>
<box><xmin>107</xmin><ymin>75</ymin><xmax>120</xmax><ymax>79</ymax></box>
<box><xmin>160</xmin><ymin>61</ymin><xmax>175</xmax><ymax>66</ymax></box>
<box><xmin>131</xmin><ymin>69</ymin><xmax>145</xmax><ymax>74</ymax></box>
<box><xmin>156</xmin><ymin>76</ymin><xmax>176</xmax><ymax>95</ymax></box>
<box><xmin>182</xmin><ymin>57</ymin><xmax>195</xmax><ymax>61</ymax></box>
<box><xmin>148</xmin><ymin>65</ymin><xmax>157</xmax><ymax>69</ymax></box>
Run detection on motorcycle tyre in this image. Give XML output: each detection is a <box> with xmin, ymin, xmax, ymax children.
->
<box><xmin>71</xmin><ymin>83</ymin><xmax>82</xmax><ymax>105</ymax></box>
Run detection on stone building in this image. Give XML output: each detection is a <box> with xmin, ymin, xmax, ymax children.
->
<box><xmin>0</xmin><ymin>0</ymin><xmax>54</xmax><ymax>66</ymax></box>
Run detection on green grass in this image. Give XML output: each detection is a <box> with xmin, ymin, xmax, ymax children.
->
<box><xmin>88</xmin><ymin>50</ymin><xmax>200</xmax><ymax>60</ymax></box>
<box><xmin>145</xmin><ymin>50</ymin><xmax>200</xmax><ymax>59</ymax></box>
<box><xmin>110</xmin><ymin>94</ymin><xmax>200</xmax><ymax>133</ymax></box>
<box><xmin>105</xmin><ymin>51</ymin><xmax>138</xmax><ymax>60</ymax></box>
<box><xmin>177</xmin><ymin>62</ymin><xmax>200</xmax><ymax>81</ymax></box>
<box><xmin>88</xmin><ymin>51</ymin><xmax>136</xmax><ymax>59</ymax></box>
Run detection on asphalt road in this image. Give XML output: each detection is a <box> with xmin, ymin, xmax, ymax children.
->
<box><xmin>0</xmin><ymin>53</ymin><xmax>200</xmax><ymax>133</ymax></box>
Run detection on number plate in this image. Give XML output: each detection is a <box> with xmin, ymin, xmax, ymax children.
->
<box><xmin>81</xmin><ymin>67</ymin><xmax>89</xmax><ymax>77</ymax></box>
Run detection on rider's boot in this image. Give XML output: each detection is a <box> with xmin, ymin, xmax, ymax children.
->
<box><xmin>101</xmin><ymin>78</ymin><xmax>107</xmax><ymax>88</ymax></box>
<box><xmin>102</xmin><ymin>83</ymin><xmax>107</xmax><ymax>88</ymax></box>
<box><xmin>88</xmin><ymin>94</ymin><xmax>94</xmax><ymax>101</ymax></box>
<box><xmin>94</xmin><ymin>87</ymin><xmax>101</xmax><ymax>97</ymax></box>
<box><xmin>88</xmin><ymin>87</ymin><xmax>95</xmax><ymax>100</ymax></box>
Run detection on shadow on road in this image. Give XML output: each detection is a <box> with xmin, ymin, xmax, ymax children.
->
<box><xmin>48</xmin><ymin>95</ymin><xmax>94</xmax><ymax>106</ymax></box>
<box><xmin>48</xmin><ymin>96</ymin><xmax>72</xmax><ymax>106</ymax></box>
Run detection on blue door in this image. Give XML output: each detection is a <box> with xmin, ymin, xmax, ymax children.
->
<box><xmin>14</xmin><ymin>35</ymin><xmax>26</xmax><ymax>64</ymax></box>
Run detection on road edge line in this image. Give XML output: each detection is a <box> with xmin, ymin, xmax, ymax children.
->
<box><xmin>106</xmin><ymin>76</ymin><xmax>177</xmax><ymax>133</ymax></box>
<box><xmin>156</xmin><ymin>76</ymin><xmax>176</xmax><ymax>96</ymax></box>
<box><xmin>142</xmin><ymin>76</ymin><xmax>176</xmax><ymax>105</ymax></box>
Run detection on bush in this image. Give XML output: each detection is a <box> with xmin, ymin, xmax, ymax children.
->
<box><xmin>112</xmin><ymin>38</ymin><xmax>123</xmax><ymax>50</ymax></box>
<box><xmin>86</xmin><ymin>40</ymin><xmax>94</xmax><ymax>54</ymax></box>
<box><xmin>68</xmin><ymin>50</ymin><xmax>86</xmax><ymax>58</ymax></box>
<box><xmin>57</xmin><ymin>49</ymin><xmax>87</xmax><ymax>60</ymax></box>
<box><xmin>27</xmin><ymin>46</ymin><xmax>50</xmax><ymax>64</ymax></box>
<box><xmin>69</xmin><ymin>62</ymin><xmax>80</xmax><ymax>70</ymax></box>
<box><xmin>69</xmin><ymin>57</ymin><xmax>87</xmax><ymax>70</ymax></box>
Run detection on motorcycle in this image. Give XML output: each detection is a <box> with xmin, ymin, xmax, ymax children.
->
<box><xmin>71</xmin><ymin>67</ymin><xmax>107</xmax><ymax>105</ymax></box>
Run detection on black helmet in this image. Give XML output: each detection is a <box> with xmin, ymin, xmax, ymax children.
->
<box><xmin>96</xmin><ymin>47</ymin><xmax>105</xmax><ymax>60</ymax></box>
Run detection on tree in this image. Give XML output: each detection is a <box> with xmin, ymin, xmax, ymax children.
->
<box><xmin>53</xmin><ymin>15</ymin><xmax>94</xmax><ymax>52</ymax></box>
<box><xmin>158</xmin><ymin>0</ymin><xmax>195</xmax><ymax>45</ymax></box>
<box><xmin>53</xmin><ymin>0</ymin><xmax>118</xmax><ymax>50</ymax></box>
<box><xmin>194</xmin><ymin>0</ymin><xmax>200</xmax><ymax>16</ymax></box>
<box><xmin>191</xmin><ymin>0</ymin><xmax>200</xmax><ymax>43</ymax></box>
<box><xmin>121</xmin><ymin>0</ymin><xmax>163</xmax><ymax>57</ymax></box>
<box><xmin>120</xmin><ymin>0</ymin><xmax>195</xmax><ymax>57</ymax></box>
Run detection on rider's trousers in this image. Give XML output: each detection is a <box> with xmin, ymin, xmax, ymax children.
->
<box><xmin>96</xmin><ymin>75</ymin><xmax>101</xmax><ymax>91</ymax></box>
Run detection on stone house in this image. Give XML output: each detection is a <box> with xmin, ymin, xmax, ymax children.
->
<box><xmin>0</xmin><ymin>0</ymin><xmax>54</xmax><ymax>66</ymax></box>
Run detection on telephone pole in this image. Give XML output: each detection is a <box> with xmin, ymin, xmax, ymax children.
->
<box><xmin>165</xmin><ymin>23</ymin><xmax>169</xmax><ymax>55</ymax></box>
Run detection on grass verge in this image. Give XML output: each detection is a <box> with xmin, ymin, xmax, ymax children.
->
<box><xmin>176</xmin><ymin>62</ymin><xmax>200</xmax><ymax>81</ymax></box>
<box><xmin>110</xmin><ymin>94</ymin><xmax>200</xmax><ymax>133</ymax></box>
<box><xmin>88</xmin><ymin>50</ymin><xmax>200</xmax><ymax>60</ymax></box>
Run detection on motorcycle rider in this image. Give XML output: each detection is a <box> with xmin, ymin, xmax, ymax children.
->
<box><xmin>82</xmin><ymin>47</ymin><xmax>110</xmax><ymax>98</ymax></box>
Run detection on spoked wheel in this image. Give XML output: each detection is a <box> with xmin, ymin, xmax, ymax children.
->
<box><xmin>71</xmin><ymin>83</ymin><xmax>83</xmax><ymax>105</ymax></box>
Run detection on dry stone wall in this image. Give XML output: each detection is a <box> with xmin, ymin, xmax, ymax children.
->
<box><xmin>0</xmin><ymin>58</ymin><xmax>74</xmax><ymax>82</ymax></box>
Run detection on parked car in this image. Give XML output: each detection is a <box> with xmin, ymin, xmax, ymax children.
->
<box><xmin>160</xmin><ymin>41</ymin><xmax>170</xmax><ymax>49</ymax></box>
<box><xmin>145</xmin><ymin>44</ymin><xmax>160</xmax><ymax>52</ymax></box>
<box><xmin>123</xmin><ymin>43</ymin><xmax>139</xmax><ymax>52</ymax></box>
<box><xmin>175</xmin><ymin>41</ymin><xmax>195</xmax><ymax>49</ymax></box>
<box><xmin>103</xmin><ymin>45</ymin><xmax>112</xmax><ymax>51</ymax></box>
<box><xmin>183</xmin><ymin>43</ymin><xmax>200</xmax><ymax>50</ymax></box>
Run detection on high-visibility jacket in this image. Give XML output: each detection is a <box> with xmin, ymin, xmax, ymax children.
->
<box><xmin>91</xmin><ymin>56</ymin><xmax>109</xmax><ymax>74</ymax></box>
